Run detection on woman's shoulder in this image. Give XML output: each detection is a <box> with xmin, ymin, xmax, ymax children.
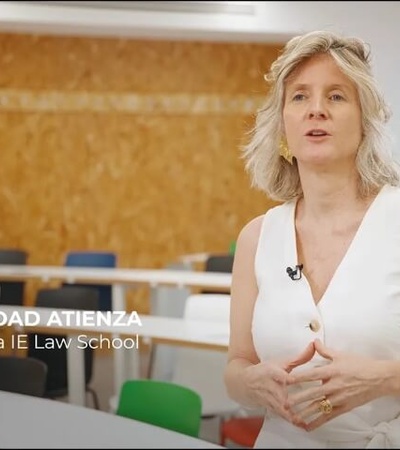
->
<box><xmin>237</xmin><ymin>201</ymin><xmax>293</xmax><ymax>246</ymax></box>
<box><xmin>236</xmin><ymin>215</ymin><xmax>265</xmax><ymax>249</ymax></box>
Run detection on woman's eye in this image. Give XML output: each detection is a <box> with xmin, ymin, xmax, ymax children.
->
<box><xmin>292</xmin><ymin>93</ymin><xmax>306</xmax><ymax>101</ymax></box>
<box><xmin>330</xmin><ymin>94</ymin><xmax>344</xmax><ymax>101</ymax></box>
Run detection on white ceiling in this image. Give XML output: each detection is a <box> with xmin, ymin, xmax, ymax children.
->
<box><xmin>0</xmin><ymin>1</ymin><xmax>291</xmax><ymax>43</ymax></box>
<box><xmin>17</xmin><ymin>1</ymin><xmax>257</xmax><ymax>15</ymax></box>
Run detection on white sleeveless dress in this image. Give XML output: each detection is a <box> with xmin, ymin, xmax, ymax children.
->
<box><xmin>252</xmin><ymin>184</ymin><xmax>400</xmax><ymax>448</ymax></box>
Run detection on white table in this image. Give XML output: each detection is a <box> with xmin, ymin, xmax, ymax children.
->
<box><xmin>179</xmin><ymin>252</ymin><xmax>210</xmax><ymax>266</ymax></box>
<box><xmin>0</xmin><ymin>264</ymin><xmax>231</xmax><ymax>403</ymax></box>
<box><xmin>0</xmin><ymin>266</ymin><xmax>232</xmax><ymax>309</ymax></box>
<box><xmin>0</xmin><ymin>390</ymin><xmax>225</xmax><ymax>448</ymax></box>
<box><xmin>0</xmin><ymin>305</ymin><xmax>229</xmax><ymax>407</ymax></box>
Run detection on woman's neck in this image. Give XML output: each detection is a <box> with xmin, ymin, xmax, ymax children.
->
<box><xmin>296</xmin><ymin>165</ymin><xmax>368</xmax><ymax>224</ymax></box>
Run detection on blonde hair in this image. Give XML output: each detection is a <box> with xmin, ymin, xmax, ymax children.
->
<box><xmin>243</xmin><ymin>30</ymin><xmax>400</xmax><ymax>201</ymax></box>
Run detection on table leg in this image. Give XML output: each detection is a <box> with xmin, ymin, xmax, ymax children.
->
<box><xmin>67</xmin><ymin>335</ymin><xmax>86</xmax><ymax>406</ymax></box>
<box><xmin>111</xmin><ymin>284</ymin><xmax>133</xmax><ymax>397</ymax></box>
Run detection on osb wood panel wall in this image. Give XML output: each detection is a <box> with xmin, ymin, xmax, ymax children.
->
<box><xmin>0</xmin><ymin>33</ymin><xmax>282</xmax><ymax>311</ymax></box>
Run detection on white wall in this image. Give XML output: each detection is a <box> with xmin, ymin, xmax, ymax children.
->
<box><xmin>1</xmin><ymin>1</ymin><xmax>399</xmax><ymax>153</ymax></box>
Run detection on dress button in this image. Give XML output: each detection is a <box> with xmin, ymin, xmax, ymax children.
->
<box><xmin>309</xmin><ymin>319</ymin><xmax>321</xmax><ymax>332</ymax></box>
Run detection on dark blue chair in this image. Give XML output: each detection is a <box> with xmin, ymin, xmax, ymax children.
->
<box><xmin>63</xmin><ymin>251</ymin><xmax>117</xmax><ymax>311</ymax></box>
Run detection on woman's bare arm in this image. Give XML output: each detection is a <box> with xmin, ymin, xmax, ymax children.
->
<box><xmin>224</xmin><ymin>215</ymin><xmax>264</xmax><ymax>407</ymax></box>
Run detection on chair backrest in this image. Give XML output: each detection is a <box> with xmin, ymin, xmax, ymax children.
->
<box><xmin>183</xmin><ymin>293</ymin><xmax>231</xmax><ymax>322</ymax></box>
<box><xmin>171</xmin><ymin>294</ymin><xmax>240</xmax><ymax>417</ymax></box>
<box><xmin>27</xmin><ymin>286</ymin><xmax>99</xmax><ymax>397</ymax></box>
<box><xmin>64</xmin><ymin>251</ymin><xmax>117</xmax><ymax>311</ymax></box>
<box><xmin>0</xmin><ymin>248</ymin><xmax>28</xmax><ymax>305</ymax></box>
<box><xmin>0</xmin><ymin>355</ymin><xmax>47</xmax><ymax>397</ymax></box>
<box><xmin>204</xmin><ymin>254</ymin><xmax>234</xmax><ymax>273</ymax></box>
<box><xmin>202</xmin><ymin>253</ymin><xmax>234</xmax><ymax>294</ymax></box>
<box><xmin>116</xmin><ymin>379</ymin><xmax>202</xmax><ymax>438</ymax></box>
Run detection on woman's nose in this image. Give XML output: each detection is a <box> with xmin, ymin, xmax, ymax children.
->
<box><xmin>308</xmin><ymin>109</ymin><xmax>326</xmax><ymax>119</ymax></box>
<box><xmin>308</xmin><ymin>101</ymin><xmax>327</xmax><ymax>119</ymax></box>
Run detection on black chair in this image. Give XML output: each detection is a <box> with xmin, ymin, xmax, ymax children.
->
<box><xmin>0</xmin><ymin>249</ymin><xmax>27</xmax><ymax>305</ymax></box>
<box><xmin>204</xmin><ymin>254</ymin><xmax>234</xmax><ymax>273</ymax></box>
<box><xmin>0</xmin><ymin>355</ymin><xmax>47</xmax><ymax>397</ymax></box>
<box><xmin>202</xmin><ymin>254</ymin><xmax>234</xmax><ymax>294</ymax></box>
<box><xmin>27</xmin><ymin>286</ymin><xmax>101</xmax><ymax>409</ymax></box>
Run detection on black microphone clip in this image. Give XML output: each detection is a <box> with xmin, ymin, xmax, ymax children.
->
<box><xmin>286</xmin><ymin>264</ymin><xmax>303</xmax><ymax>280</ymax></box>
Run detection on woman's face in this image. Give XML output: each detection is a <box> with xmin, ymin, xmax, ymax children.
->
<box><xmin>282</xmin><ymin>53</ymin><xmax>363</xmax><ymax>167</ymax></box>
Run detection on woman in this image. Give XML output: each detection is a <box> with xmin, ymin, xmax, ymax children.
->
<box><xmin>224</xmin><ymin>30</ymin><xmax>400</xmax><ymax>448</ymax></box>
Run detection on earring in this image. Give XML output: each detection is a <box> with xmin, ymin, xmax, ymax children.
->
<box><xmin>279</xmin><ymin>138</ymin><xmax>293</xmax><ymax>164</ymax></box>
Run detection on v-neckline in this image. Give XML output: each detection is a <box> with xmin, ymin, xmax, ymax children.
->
<box><xmin>289</xmin><ymin>184</ymin><xmax>387</xmax><ymax>307</ymax></box>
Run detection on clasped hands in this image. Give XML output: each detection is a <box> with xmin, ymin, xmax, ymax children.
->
<box><xmin>246</xmin><ymin>339</ymin><xmax>388</xmax><ymax>431</ymax></box>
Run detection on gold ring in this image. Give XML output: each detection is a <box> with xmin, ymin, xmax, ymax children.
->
<box><xmin>319</xmin><ymin>398</ymin><xmax>333</xmax><ymax>415</ymax></box>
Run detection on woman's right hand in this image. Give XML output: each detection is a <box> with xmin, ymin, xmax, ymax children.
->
<box><xmin>243</xmin><ymin>342</ymin><xmax>316</xmax><ymax>427</ymax></box>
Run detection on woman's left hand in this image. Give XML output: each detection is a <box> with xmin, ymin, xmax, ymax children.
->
<box><xmin>286</xmin><ymin>339</ymin><xmax>390</xmax><ymax>431</ymax></box>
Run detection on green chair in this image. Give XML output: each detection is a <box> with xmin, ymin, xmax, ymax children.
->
<box><xmin>116</xmin><ymin>379</ymin><xmax>202</xmax><ymax>437</ymax></box>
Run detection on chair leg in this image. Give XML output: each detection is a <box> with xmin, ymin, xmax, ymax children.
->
<box><xmin>219</xmin><ymin>415</ymin><xmax>226</xmax><ymax>446</ymax></box>
<box><xmin>146</xmin><ymin>342</ymin><xmax>156</xmax><ymax>379</ymax></box>
<box><xmin>220</xmin><ymin>432</ymin><xmax>226</xmax><ymax>447</ymax></box>
<box><xmin>86</xmin><ymin>386</ymin><xmax>100</xmax><ymax>410</ymax></box>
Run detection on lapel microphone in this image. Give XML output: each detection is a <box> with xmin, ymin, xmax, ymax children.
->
<box><xmin>286</xmin><ymin>264</ymin><xmax>304</xmax><ymax>280</ymax></box>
